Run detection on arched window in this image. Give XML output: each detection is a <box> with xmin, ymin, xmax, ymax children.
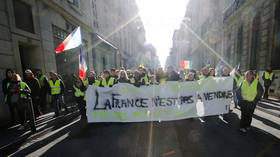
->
<box><xmin>271</xmin><ymin>2</ymin><xmax>280</xmax><ymax>69</ymax></box>
<box><xmin>250</xmin><ymin>12</ymin><xmax>261</xmax><ymax>70</ymax></box>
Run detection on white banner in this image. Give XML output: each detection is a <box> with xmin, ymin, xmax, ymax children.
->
<box><xmin>86</xmin><ymin>77</ymin><xmax>233</xmax><ymax>123</ymax></box>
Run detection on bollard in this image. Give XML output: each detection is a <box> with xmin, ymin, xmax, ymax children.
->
<box><xmin>27</xmin><ymin>96</ymin><xmax>36</xmax><ymax>132</ymax></box>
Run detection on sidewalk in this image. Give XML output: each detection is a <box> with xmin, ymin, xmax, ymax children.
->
<box><xmin>0</xmin><ymin>104</ymin><xmax>80</xmax><ymax>157</ymax></box>
<box><xmin>257</xmin><ymin>97</ymin><xmax>280</xmax><ymax>117</ymax></box>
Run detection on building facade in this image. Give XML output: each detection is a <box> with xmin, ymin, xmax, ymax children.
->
<box><xmin>0</xmin><ymin>0</ymin><xmax>120</xmax><ymax>124</ymax></box>
<box><xmin>223</xmin><ymin>0</ymin><xmax>280</xmax><ymax>96</ymax></box>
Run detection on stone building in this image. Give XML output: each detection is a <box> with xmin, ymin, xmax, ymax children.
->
<box><xmin>223</xmin><ymin>0</ymin><xmax>280</xmax><ymax>96</ymax></box>
<box><xmin>0</xmin><ymin>0</ymin><xmax>120</xmax><ymax>124</ymax></box>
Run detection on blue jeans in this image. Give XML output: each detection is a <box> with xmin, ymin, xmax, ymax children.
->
<box><xmin>51</xmin><ymin>94</ymin><xmax>66</xmax><ymax>116</ymax></box>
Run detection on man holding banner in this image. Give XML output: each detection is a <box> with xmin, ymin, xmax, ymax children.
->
<box><xmin>236</xmin><ymin>71</ymin><xmax>263</xmax><ymax>133</ymax></box>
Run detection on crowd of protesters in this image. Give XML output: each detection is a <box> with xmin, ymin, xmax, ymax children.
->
<box><xmin>2</xmin><ymin>65</ymin><xmax>276</xmax><ymax>133</ymax></box>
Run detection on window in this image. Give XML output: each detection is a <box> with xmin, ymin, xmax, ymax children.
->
<box><xmin>68</xmin><ymin>0</ymin><xmax>79</xmax><ymax>8</ymax></box>
<box><xmin>236</xmin><ymin>26</ymin><xmax>243</xmax><ymax>64</ymax></box>
<box><xmin>13</xmin><ymin>0</ymin><xmax>34</xmax><ymax>33</ymax></box>
<box><xmin>250</xmin><ymin>13</ymin><xmax>261</xmax><ymax>69</ymax></box>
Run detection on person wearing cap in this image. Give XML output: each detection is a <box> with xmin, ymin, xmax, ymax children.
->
<box><xmin>48</xmin><ymin>71</ymin><xmax>68</xmax><ymax>116</ymax></box>
<box><xmin>236</xmin><ymin>70</ymin><xmax>263</xmax><ymax>133</ymax></box>
<box><xmin>100</xmin><ymin>70</ymin><xmax>116</xmax><ymax>87</ymax></box>
<box><xmin>35</xmin><ymin>69</ymin><xmax>49</xmax><ymax>113</ymax></box>
<box><xmin>24</xmin><ymin>69</ymin><xmax>42</xmax><ymax>118</ymax></box>
<box><xmin>262</xmin><ymin>66</ymin><xmax>275</xmax><ymax>99</ymax></box>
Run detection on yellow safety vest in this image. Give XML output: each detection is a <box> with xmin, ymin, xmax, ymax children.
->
<box><xmin>49</xmin><ymin>79</ymin><xmax>61</xmax><ymax>95</ymax></box>
<box><xmin>264</xmin><ymin>72</ymin><xmax>274</xmax><ymax>81</ymax></box>
<box><xmin>83</xmin><ymin>80</ymin><xmax>100</xmax><ymax>101</ymax></box>
<box><xmin>233</xmin><ymin>75</ymin><xmax>244</xmax><ymax>86</ymax></box>
<box><xmin>241</xmin><ymin>79</ymin><xmax>258</xmax><ymax>102</ymax></box>
<box><xmin>38</xmin><ymin>74</ymin><xmax>46</xmax><ymax>87</ymax></box>
<box><xmin>199</xmin><ymin>75</ymin><xmax>205</xmax><ymax>80</ymax></box>
<box><xmin>142</xmin><ymin>74</ymin><xmax>150</xmax><ymax>85</ymax></box>
<box><xmin>73</xmin><ymin>84</ymin><xmax>85</xmax><ymax>97</ymax></box>
<box><xmin>6</xmin><ymin>82</ymin><xmax>28</xmax><ymax>100</ymax></box>
<box><xmin>101</xmin><ymin>77</ymin><xmax>115</xmax><ymax>87</ymax></box>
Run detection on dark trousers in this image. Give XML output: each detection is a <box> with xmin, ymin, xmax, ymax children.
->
<box><xmin>32</xmin><ymin>97</ymin><xmax>41</xmax><ymax>116</ymax></box>
<box><xmin>263</xmin><ymin>85</ymin><xmax>270</xmax><ymax>99</ymax></box>
<box><xmin>240</xmin><ymin>102</ymin><xmax>255</xmax><ymax>128</ymax></box>
<box><xmin>8</xmin><ymin>103</ymin><xmax>16</xmax><ymax>123</ymax></box>
<box><xmin>75</xmin><ymin>97</ymin><xmax>86</xmax><ymax>119</ymax></box>
<box><xmin>13</xmin><ymin>103</ymin><xmax>26</xmax><ymax>125</ymax></box>
<box><xmin>40</xmin><ymin>91</ymin><xmax>47</xmax><ymax>113</ymax></box>
<box><xmin>51</xmin><ymin>94</ymin><xmax>67</xmax><ymax>116</ymax></box>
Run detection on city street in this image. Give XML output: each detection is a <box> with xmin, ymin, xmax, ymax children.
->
<box><xmin>9</xmin><ymin>105</ymin><xmax>280</xmax><ymax>157</ymax></box>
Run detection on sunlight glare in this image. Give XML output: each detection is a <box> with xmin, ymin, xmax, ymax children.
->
<box><xmin>136</xmin><ymin>0</ymin><xmax>189</xmax><ymax>67</ymax></box>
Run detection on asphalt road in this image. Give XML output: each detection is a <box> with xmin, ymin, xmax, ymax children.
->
<box><xmin>11</xmin><ymin>108</ymin><xmax>280</xmax><ymax>157</ymax></box>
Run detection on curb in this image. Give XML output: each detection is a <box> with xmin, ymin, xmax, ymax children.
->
<box><xmin>0</xmin><ymin>111</ymin><xmax>80</xmax><ymax>157</ymax></box>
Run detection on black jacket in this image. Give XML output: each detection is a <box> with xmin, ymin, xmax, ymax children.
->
<box><xmin>167</xmin><ymin>71</ymin><xmax>180</xmax><ymax>81</ymax></box>
<box><xmin>25</xmin><ymin>77</ymin><xmax>41</xmax><ymax>98</ymax></box>
<box><xmin>2</xmin><ymin>69</ymin><xmax>13</xmax><ymax>96</ymax></box>
<box><xmin>117</xmin><ymin>78</ymin><xmax>130</xmax><ymax>83</ymax></box>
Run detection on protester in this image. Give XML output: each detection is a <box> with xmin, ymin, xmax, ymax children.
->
<box><xmin>24</xmin><ymin>69</ymin><xmax>42</xmax><ymax>118</ymax></box>
<box><xmin>100</xmin><ymin>70</ymin><xmax>116</xmax><ymax>87</ymax></box>
<box><xmin>73</xmin><ymin>76</ymin><xmax>86</xmax><ymax>119</ymax></box>
<box><xmin>166</xmin><ymin>66</ymin><xmax>180</xmax><ymax>81</ymax></box>
<box><xmin>7</xmin><ymin>73</ymin><xmax>31</xmax><ymax>130</ymax></box>
<box><xmin>138</xmin><ymin>67</ymin><xmax>150</xmax><ymax>85</ymax></box>
<box><xmin>209</xmin><ymin>68</ymin><xmax>215</xmax><ymax>77</ymax></box>
<box><xmin>110</xmin><ymin>68</ymin><xmax>118</xmax><ymax>80</ymax></box>
<box><xmin>156</xmin><ymin>67</ymin><xmax>166</xmax><ymax>83</ymax></box>
<box><xmin>262</xmin><ymin>66</ymin><xmax>275</xmax><ymax>99</ymax></box>
<box><xmin>2</xmin><ymin>69</ymin><xmax>16</xmax><ymax>123</ymax></box>
<box><xmin>222</xmin><ymin>67</ymin><xmax>230</xmax><ymax>77</ymax></box>
<box><xmin>233</xmin><ymin>69</ymin><xmax>244</xmax><ymax>108</ymax></box>
<box><xmin>130</xmin><ymin>71</ymin><xmax>145</xmax><ymax>87</ymax></box>
<box><xmin>236</xmin><ymin>70</ymin><xmax>263</xmax><ymax>133</ymax></box>
<box><xmin>117</xmin><ymin>70</ymin><xmax>130</xmax><ymax>83</ymax></box>
<box><xmin>150</xmin><ymin>75</ymin><xmax>159</xmax><ymax>85</ymax></box>
<box><xmin>186</xmin><ymin>73</ymin><xmax>195</xmax><ymax>81</ymax></box>
<box><xmin>49</xmin><ymin>71</ymin><xmax>68</xmax><ymax>116</ymax></box>
<box><xmin>35</xmin><ymin>69</ymin><xmax>49</xmax><ymax>113</ymax></box>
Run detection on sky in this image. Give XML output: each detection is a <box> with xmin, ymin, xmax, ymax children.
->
<box><xmin>136</xmin><ymin>0</ymin><xmax>189</xmax><ymax>67</ymax></box>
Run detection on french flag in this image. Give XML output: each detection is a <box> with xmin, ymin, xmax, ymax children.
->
<box><xmin>55</xmin><ymin>26</ymin><xmax>87</xmax><ymax>79</ymax></box>
<box><xmin>55</xmin><ymin>26</ymin><xmax>82</xmax><ymax>53</ymax></box>
<box><xmin>79</xmin><ymin>46</ymin><xmax>87</xmax><ymax>80</ymax></box>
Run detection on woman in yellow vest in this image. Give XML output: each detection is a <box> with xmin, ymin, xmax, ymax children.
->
<box><xmin>7</xmin><ymin>73</ymin><xmax>31</xmax><ymax>130</ymax></box>
<box><xmin>236</xmin><ymin>70</ymin><xmax>263</xmax><ymax>133</ymax></box>
<box><xmin>100</xmin><ymin>70</ymin><xmax>116</xmax><ymax>87</ymax></box>
<box><xmin>48</xmin><ymin>71</ymin><xmax>68</xmax><ymax>117</ymax></box>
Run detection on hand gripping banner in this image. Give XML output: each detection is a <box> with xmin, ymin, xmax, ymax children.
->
<box><xmin>86</xmin><ymin>77</ymin><xmax>233</xmax><ymax>123</ymax></box>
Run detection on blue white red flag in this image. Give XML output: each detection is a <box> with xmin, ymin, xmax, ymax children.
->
<box><xmin>55</xmin><ymin>26</ymin><xmax>82</xmax><ymax>53</ymax></box>
<box><xmin>79</xmin><ymin>46</ymin><xmax>87</xmax><ymax>80</ymax></box>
